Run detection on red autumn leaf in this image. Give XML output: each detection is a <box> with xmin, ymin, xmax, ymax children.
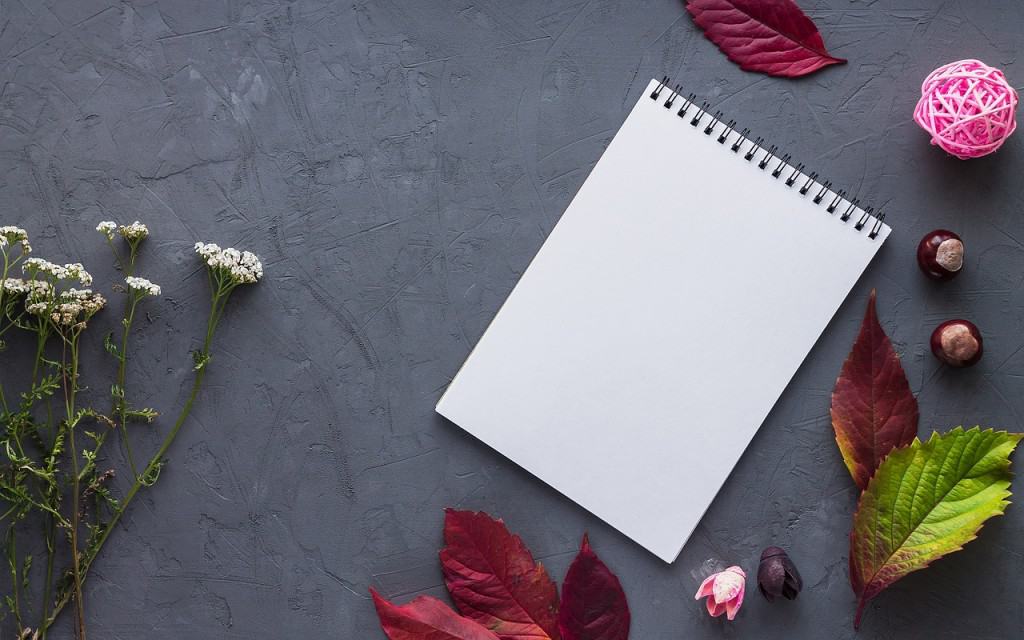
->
<box><xmin>557</xmin><ymin>535</ymin><xmax>630</xmax><ymax>640</ymax></box>
<box><xmin>440</xmin><ymin>509</ymin><xmax>560</xmax><ymax>640</ymax></box>
<box><xmin>830</xmin><ymin>290</ymin><xmax>919</xmax><ymax>490</ymax></box>
<box><xmin>371</xmin><ymin>589</ymin><xmax>501</xmax><ymax>640</ymax></box>
<box><xmin>686</xmin><ymin>0</ymin><xmax>846</xmax><ymax>78</ymax></box>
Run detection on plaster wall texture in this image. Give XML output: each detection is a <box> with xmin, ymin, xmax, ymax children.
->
<box><xmin>1</xmin><ymin>1</ymin><xmax>1023</xmax><ymax>638</ymax></box>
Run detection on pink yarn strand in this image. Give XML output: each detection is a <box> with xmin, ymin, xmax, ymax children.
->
<box><xmin>913</xmin><ymin>59</ymin><xmax>1018</xmax><ymax>159</ymax></box>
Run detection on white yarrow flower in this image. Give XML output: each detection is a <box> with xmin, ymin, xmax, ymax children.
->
<box><xmin>194</xmin><ymin>242</ymin><xmax>263</xmax><ymax>284</ymax></box>
<box><xmin>119</xmin><ymin>221</ymin><xmax>149</xmax><ymax>241</ymax></box>
<box><xmin>23</xmin><ymin>258</ymin><xmax>67</xmax><ymax>279</ymax></box>
<box><xmin>6</xmin><ymin>278</ymin><xmax>50</xmax><ymax>296</ymax></box>
<box><xmin>22</xmin><ymin>259</ymin><xmax>91</xmax><ymax>286</ymax></box>
<box><xmin>0</xmin><ymin>277</ymin><xmax>49</xmax><ymax>296</ymax></box>
<box><xmin>0</xmin><ymin>226</ymin><xmax>26</xmax><ymax>239</ymax></box>
<box><xmin>2</xmin><ymin>278</ymin><xmax>26</xmax><ymax>293</ymax></box>
<box><xmin>0</xmin><ymin>226</ymin><xmax>31</xmax><ymax>253</ymax></box>
<box><xmin>96</xmin><ymin>221</ymin><xmax>117</xmax><ymax>238</ymax></box>
<box><xmin>63</xmin><ymin>263</ymin><xmax>92</xmax><ymax>286</ymax></box>
<box><xmin>125</xmin><ymin>276</ymin><xmax>161</xmax><ymax>296</ymax></box>
<box><xmin>48</xmin><ymin>288</ymin><xmax>106</xmax><ymax>328</ymax></box>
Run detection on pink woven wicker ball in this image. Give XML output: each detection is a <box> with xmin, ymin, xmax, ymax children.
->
<box><xmin>913</xmin><ymin>59</ymin><xmax>1018</xmax><ymax>159</ymax></box>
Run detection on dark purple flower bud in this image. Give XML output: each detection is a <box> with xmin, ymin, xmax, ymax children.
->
<box><xmin>757</xmin><ymin>546</ymin><xmax>802</xmax><ymax>602</ymax></box>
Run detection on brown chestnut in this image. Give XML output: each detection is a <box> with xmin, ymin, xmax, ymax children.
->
<box><xmin>917</xmin><ymin>229</ymin><xmax>964</xmax><ymax>280</ymax></box>
<box><xmin>930</xmin><ymin>319</ymin><xmax>983</xmax><ymax>367</ymax></box>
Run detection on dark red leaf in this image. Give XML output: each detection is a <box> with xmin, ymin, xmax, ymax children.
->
<box><xmin>440</xmin><ymin>509</ymin><xmax>560</xmax><ymax>640</ymax></box>
<box><xmin>371</xmin><ymin>589</ymin><xmax>501</xmax><ymax>640</ymax></box>
<box><xmin>557</xmin><ymin>535</ymin><xmax>630</xmax><ymax>640</ymax></box>
<box><xmin>686</xmin><ymin>0</ymin><xmax>846</xmax><ymax>78</ymax></box>
<box><xmin>831</xmin><ymin>290</ymin><xmax>919</xmax><ymax>490</ymax></box>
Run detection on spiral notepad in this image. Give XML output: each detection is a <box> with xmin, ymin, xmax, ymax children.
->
<box><xmin>437</xmin><ymin>78</ymin><xmax>891</xmax><ymax>562</ymax></box>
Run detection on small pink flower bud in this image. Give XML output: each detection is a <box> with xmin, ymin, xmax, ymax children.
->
<box><xmin>694</xmin><ymin>565</ymin><xmax>746</xmax><ymax>620</ymax></box>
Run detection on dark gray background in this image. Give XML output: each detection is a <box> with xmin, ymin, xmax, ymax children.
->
<box><xmin>1</xmin><ymin>0</ymin><xmax>1022</xmax><ymax>638</ymax></box>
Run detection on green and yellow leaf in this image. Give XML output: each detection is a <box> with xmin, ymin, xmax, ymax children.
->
<box><xmin>849</xmin><ymin>427</ymin><xmax>1022</xmax><ymax>629</ymax></box>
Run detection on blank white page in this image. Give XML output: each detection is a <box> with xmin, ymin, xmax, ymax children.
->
<box><xmin>437</xmin><ymin>78</ymin><xmax>889</xmax><ymax>562</ymax></box>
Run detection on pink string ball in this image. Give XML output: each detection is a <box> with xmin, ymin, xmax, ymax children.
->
<box><xmin>913</xmin><ymin>59</ymin><xmax>1019</xmax><ymax>160</ymax></box>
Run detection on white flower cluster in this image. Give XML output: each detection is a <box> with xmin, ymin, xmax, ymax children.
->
<box><xmin>2</xmin><ymin>278</ymin><xmax>52</xmax><ymax>296</ymax></box>
<box><xmin>0</xmin><ymin>226</ymin><xmax>31</xmax><ymax>253</ymax></box>
<box><xmin>64</xmin><ymin>263</ymin><xmax>93</xmax><ymax>287</ymax></box>
<box><xmin>96</xmin><ymin>220</ymin><xmax>149</xmax><ymax>242</ymax></box>
<box><xmin>120</xmin><ymin>221</ymin><xmax>149</xmax><ymax>241</ymax></box>
<box><xmin>125</xmin><ymin>276</ymin><xmax>161</xmax><ymax>296</ymax></box>
<box><xmin>22</xmin><ymin>259</ymin><xmax>93</xmax><ymax>286</ymax></box>
<box><xmin>30</xmin><ymin>288</ymin><xmax>107</xmax><ymax>328</ymax></box>
<box><xmin>194</xmin><ymin>242</ymin><xmax>263</xmax><ymax>284</ymax></box>
<box><xmin>96</xmin><ymin>221</ymin><xmax>117</xmax><ymax>238</ymax></box>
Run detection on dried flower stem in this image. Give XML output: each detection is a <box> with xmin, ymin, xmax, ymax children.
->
<box><xmin>60</xmin><ymin>333</ymin><xmax>86</xmax><ymax>639</ymax></box>
<box><xmin>42</xmin><ymin>270</ymin><xmax>238</xmax><ymax>633</ymax></box>
<box><xmin>105</xmin><ymin>239</ymin><xmax>143</xmax><ymax>480</ymax></box>
<box><xmin>115</xmin><ymin>297</ymin><xmax>140</xmax><ymax>477</ymax></box>
<box><xmin>2</xmin><ymin>225</ymin><xmax>261</xmax><ymax>638</ymax></box>
<box><xmin>1</xmin><ymin>233</ymin><xmax>35</xmax><ymax>633</ymax></box>
<box><xmin>0</xmin><ymin>246</ymin><xmax>16</xmax><ymax>630</ymax></box>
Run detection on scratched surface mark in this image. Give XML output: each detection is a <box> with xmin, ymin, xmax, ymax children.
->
<box><xmin>0</xmin><ymin>1</ymin><xmax>1023</xmax><ymax>638</ymax></box>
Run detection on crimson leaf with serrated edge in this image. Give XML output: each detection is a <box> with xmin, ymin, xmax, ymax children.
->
<box><xmin>831</xmin><ymin>290</ymin><xmax>919</xmax><ymax>490</ymax></box>
<box><xmin>558</xmin><ymin>535</ymin><xmax>630</xmax><ymax>640</ymax></box>
<box><xmin>440</xmin><ymin>509</ymin><xmax>560</xmax><ymax>640</ymax></box>
<box><xmin>686</xmin><ymin>0</ymin><xmax>846</xmax><ymax>77</ymax></box>
<box><xmin>371</xmin><ymin>589</ymin><xmax>501</xmax><ymax>640</ymax></box>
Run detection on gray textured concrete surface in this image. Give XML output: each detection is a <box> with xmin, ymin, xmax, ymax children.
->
<box><xmin>1</xmin><ymin>0</ymin><xmax>1023</xmax><ymax>638</ymax></box>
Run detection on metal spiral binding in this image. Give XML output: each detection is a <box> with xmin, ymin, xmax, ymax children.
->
<box><xmin>813</xmin><ymin>182</ymin><xmax>831</xmax><ymax>204</ymax></box>
<box><xmin>649</xmin><ymin>76</ymin><xmax>886</xmax><ymax>240</ymax></box>
<box><xmin>717</xmin><ymin>119</ymin><xmax>736</xmax><ymax>143</ymax></box>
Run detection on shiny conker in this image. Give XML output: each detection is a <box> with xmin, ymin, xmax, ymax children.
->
<box><xmin>917</xmin><ymin>229</ymin><xmax>964</xmax><ymax>280</ymax></box>
<box><xmin>930</xmin><ymin>319</ymin><xmax>983</xmax><ymax>367</ymax></box>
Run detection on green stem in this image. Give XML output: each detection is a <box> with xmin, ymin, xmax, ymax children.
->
<box><xmin>30</xmin><ymin>330</ymin><xmax>45</xmax><ymax>387</ymax></box>
<box><xmin>27</xmin><ymin>317</ymin><xmax>54</xmax><ymax>434</ymax></box>
<box><xmin>25</xmin><ymin>328</ymin><xmax>48</xmax><ymax>423</ymax></box>
<box><xmin>0</xmin><ymin>249</ymin><xmax>8</xmax><ymax>415</ymax></box>
<box><xmin>104</xmin><ymin>237</ymin><xmax>127</xmax><ymax>275</ymax></box>
<box><xmin>6</xmin><ymin>526</ymin><xmax>22</xmax><ymax>630</ymax></box>
<box><xmin>110</xmin><ymin>365</ymin><xmax>206</xmax><ymax>537</ymax></box>
<box><xmin>116</xmin><ymin>297</ymin><xmax>140</xmax><ymax>479</ymax></box>
<box><xmin>40</xmin><ymin>513</ymin><xmax>55</xmax><ymax>638</ymax></box>
<box><xmin>35</xmin><ymin>322</ymin><xmax>56</xmax><ymax>638</ymax></box>
<box><xmin>63</xmin><ymin>335</ymin><xmax>87</xmax><ymax>640</ymax></box>
<box><xmin>105</xmin><ymin>235</ymin><xmax>139</xmax><ymax>277</ymax></box>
